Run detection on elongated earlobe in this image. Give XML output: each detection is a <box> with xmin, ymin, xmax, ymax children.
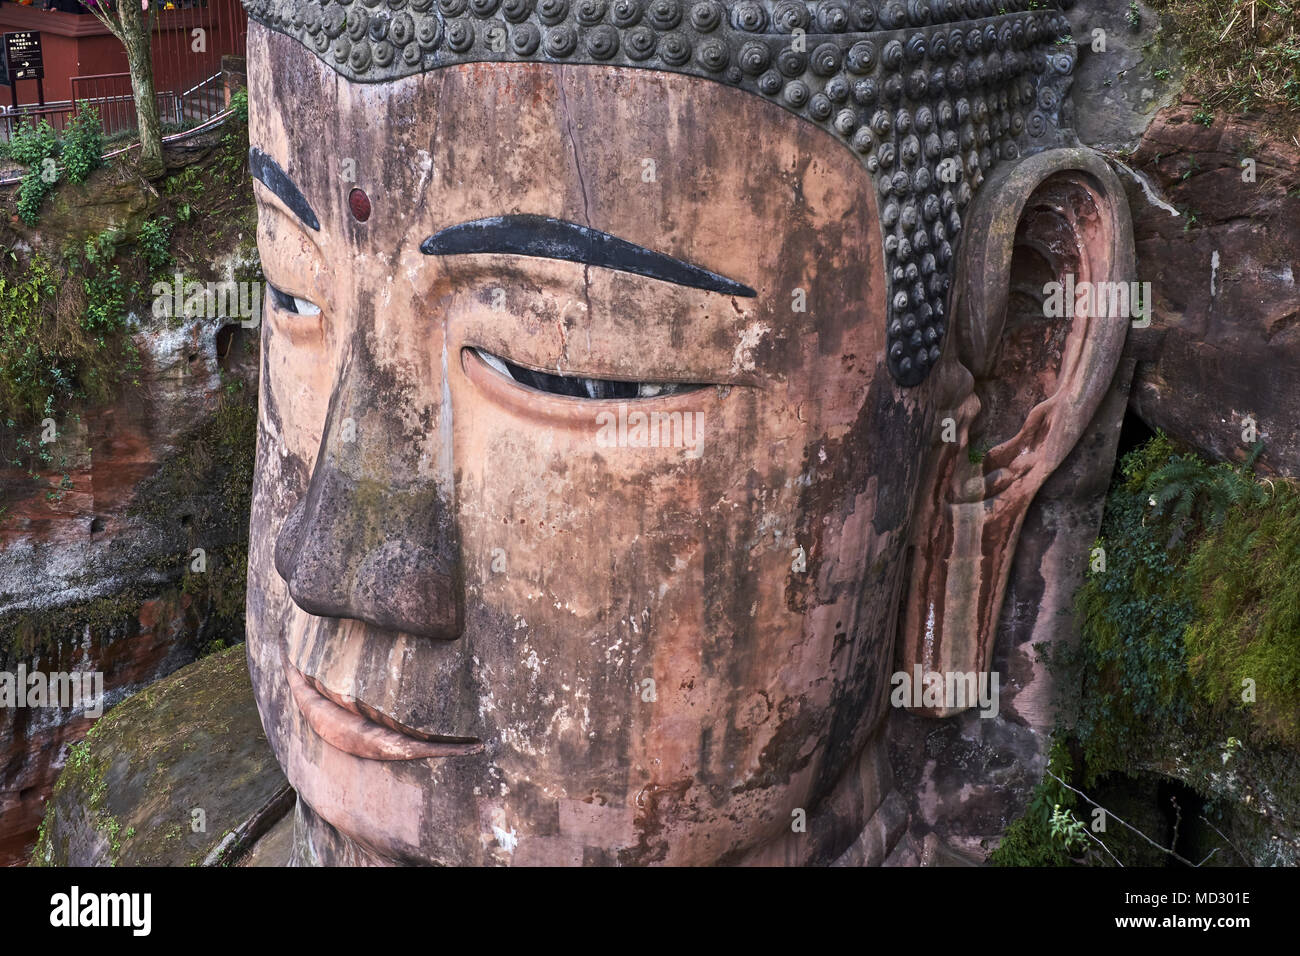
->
<box><xmin>898</xmin><ymin>148</ymin><xmax>1135</xmax><ymax>717</ymax></box>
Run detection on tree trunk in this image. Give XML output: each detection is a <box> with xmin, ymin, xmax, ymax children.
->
<box><xmin>119</xmin><ymin>4</ymin><xmax>163</xmax><ymax>178</ymax></box>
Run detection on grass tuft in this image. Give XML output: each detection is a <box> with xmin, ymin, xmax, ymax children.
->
<box><xmin>1151</xmin><ymin>0</ymin><xmax>1300</xmax><ymax>112</ymax></box>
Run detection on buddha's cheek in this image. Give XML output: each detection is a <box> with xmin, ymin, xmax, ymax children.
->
<box><xmin>445</xmin><ymin>380</ymin><xmax>808</xmax><ymax>832</ymax></box>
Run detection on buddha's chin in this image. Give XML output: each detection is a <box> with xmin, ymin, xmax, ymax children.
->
<box><xmin>254</xmin><ymin>612</ymin><xmax>841</xmax><ymax>865</ymax></box>
<box><xmin>273</xmin><ymin>706</ymin><xmax>443</xmax><ymax>864</ymax></box>
<box><xmin>278</xmin><ymin>716</ymin><xmax>827</xmax><ymax>865</ymax></box>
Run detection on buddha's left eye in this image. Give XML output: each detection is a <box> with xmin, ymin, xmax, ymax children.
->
<box><xmin>471</xmin><ymin>348</ymin><xmax>707</xmax><ymax>400</ymax></box>
<box><xmin>267</xmin><ymin>283</ymin><xmax>321</xmax><ymax>316</ymax></box>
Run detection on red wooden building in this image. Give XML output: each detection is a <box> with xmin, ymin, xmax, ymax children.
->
<box><xmin>0</xmin><ymin>0</ymin><xmax>246</xmax><ymax>134</ymax></box>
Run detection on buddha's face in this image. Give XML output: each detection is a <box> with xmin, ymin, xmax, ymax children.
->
<box><xmin>246</xmin><ymin>23</ymin><xmax>946</xmax><ymax>865</ymax></box>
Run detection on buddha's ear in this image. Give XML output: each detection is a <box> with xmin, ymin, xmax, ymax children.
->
<box><xmin>898</xmin><ymin>147</ymin><xmax>1135</xmax><ymax>717</ymax></box>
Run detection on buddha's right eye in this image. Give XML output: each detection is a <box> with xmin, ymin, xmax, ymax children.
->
<box><xmin>471</xmin><ymin>348</ymin><xmax>708</xmax><ymax>400</ymax></box>
<box><xmin>267</xmin><ymin>283</ymin><xmax>321</xmax><ymax>316</ymax></box>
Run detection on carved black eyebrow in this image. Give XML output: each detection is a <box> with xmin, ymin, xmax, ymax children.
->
<box><xmin>249</xmin><ymin>147</ymin><xmax>320</xmax><ymax>231</ymax></box>
<box><xmin>421</xmin><ymin>215</ymin><xmax>756</xmax><ymax>297</ymax></box>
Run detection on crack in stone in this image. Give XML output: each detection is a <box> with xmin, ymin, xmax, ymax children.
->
<box><xmin>556</xmin><ymin>69</ymin><xmax>592</xmax><ymax>374</ymax></box>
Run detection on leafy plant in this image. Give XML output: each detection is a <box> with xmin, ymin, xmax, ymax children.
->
<box><xmin>83</xmin><ymin>228</ymin><xmax>122</xmax><ymax>268</ymax></box>
<box><xmin>0</xmin><ymin>256</ymin><xmax>66</xmax><ymax>419</ymax></box>
<box><xmin>989</xmin><ymin>739</ymin><xmax>1082</xmax><ymax>866</ymax></box>
<box><xmin>137</xmin><ymin>217</ymin><xmax>173</xmax><ymax>273</ymax></box>
<box><xmin>16</xmin><ymin>173</ymin><xmax>54</xmax><ymax>225</ymax></box>
<box><xmin>1144</xmin><ymin>441</ymin><xmax>1265</xmax><ymax>526</ymax></box>
<box><xmin>217</xmin><ymin>87</ymin><xmax>250</xmax><ymax>183</ymax></box>
<box><xmin>61</xmin><ymin>106</ymin><xmax>104</xmax><ymax>185</ymax></box>
<box><xmin>6</xmin><ymin>118</ymin><xmax>58</xmax><ymax>167</ymax></box>
<box><xmin>6</xmin><ymin>111</ymin><xmax>105</xmax><ymax>223</ymax></box>
<box><xmin>1050</xmin><ymin>805</ymin><xmax>1089</xmax><ymax>854</ymax></box>
<box><xmin>9</xmin><ymin>120</ymin><xmax>61</xmax><ymax>226</ymax></box>
<box><xmin>164</xmin><ymin>165</ymin><xmax>204</xmax><ymax>197</ymax></box>
<box><xmin>81</xmin><ymin>264</ymin><xmax>127</xmax><ymax>335</ymax></box>
<box><xmin>229</xmin><ymin>86</ymin><xmax>248</xmax><ymax>125</ymax></box>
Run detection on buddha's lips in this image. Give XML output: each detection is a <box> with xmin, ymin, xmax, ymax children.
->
<box><xmin>285</xmin><ymin>663</ymin><xmax>483</xmax><ymax>761</ymax></box>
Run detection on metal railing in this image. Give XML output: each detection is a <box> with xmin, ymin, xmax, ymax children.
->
<box><xmin>1</xmin><ymin>95</ymin><xmax>183</xmax><ymax>142</ymax></box>
<box><xmin>0</xmin><ymin>102</ymin><xmax>74</xmax><ymax>139</ymax></box>
<box><xmin>178</xmin><ymin>72</ymin><xmax>224</xmax><ymax>123</ymax></box>
<box><xmin>0</xmin><ymin>102</ymin><xmax>238</xmax><ymax>186</ymax></box>
<box><xmin>69</xmin><ymin>73</ymin><xmax>184</xmax><ymax>135</ymax></box>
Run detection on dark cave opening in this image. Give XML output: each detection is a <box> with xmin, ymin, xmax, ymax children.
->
<box><xmin>1157</xmin><ymin>777</ymin><xmax>1209</xmax><ymax>867</ymax></box>
<box><xmin>1090</xmin><ymin>772</ymin><xmax>1224</xmax><ymax>866</ymax></box>
<box><xmin>1114</xmin><ymin>406</ymin><xmax>1157</xmax><ymax>466</ymax></box>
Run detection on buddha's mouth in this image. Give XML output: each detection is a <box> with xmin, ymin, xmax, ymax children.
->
<box><xmin>285</xmin><ymin>662</ymin><xmax>483</xmax><ymax>761</ymax></box>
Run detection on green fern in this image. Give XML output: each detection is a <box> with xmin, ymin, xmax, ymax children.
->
<box><xmin>1144</xmin><ymin>440</ymin><xmax>1266</xmax><ymax>527</ymax></box>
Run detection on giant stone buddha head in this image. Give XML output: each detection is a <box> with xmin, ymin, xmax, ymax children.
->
<box><xmin>241</xmin><ymin>0</ymin><xmax>1134</xmax><ymax>864</ymax></box>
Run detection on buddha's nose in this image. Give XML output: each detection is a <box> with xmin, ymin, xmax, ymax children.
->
<box><xmin>272</xmin><ymin>347</ymin><xmax>463</xmax><ymax>640</ymax></box>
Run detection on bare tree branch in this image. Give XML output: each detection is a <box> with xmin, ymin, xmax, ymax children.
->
<box><xmin>1046</xmin><ymin>769</ymin><xmax>1201</xmax><ymax>867</ymax></box>
<box><xmin>1198</xmin><ymin>814</ymin><xmax>1252</xmax><ymax>865</ymax></box>
<box><xmin>1082</xmin><ymin>826</ymin><xmax>1125</xmax><ymax>867</ymax></box>
<box><xmin>82</xmin><ymin>1</ymin><xmax>126</xmax><ymax>43</ymax></box>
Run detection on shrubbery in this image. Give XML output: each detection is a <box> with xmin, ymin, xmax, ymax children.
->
<box><xmin>1067</xmin><ymin>433</ymin><xmax>1300</xmax><ymax>776</ymax></box>
<box><xmin>991</xmin><ymin>433</ymin><xmax>1300</xmax><ymax>865</ymax></box>
<box><xmin>4</xmin><ymin>109</ymin><xmax>105</xmax><ymax>224</ymax></box>
<box><xmin>61</xmin><ymin>106</ymin><xmax>105</xmax><ymax>185</ymax></box>
<box><xmin>137</xmin><ymin>217</ymin><xmax>173</xmax><ymax>273</ymax></box>
<box><xmin>0</xmin><ymin>224</ymin><xmax>151</xmax><ymax>455</ymax></box>
<box><xmin>8</xmin><ymin>119</ymin><xmax>60</xmax><ymax>225</ymax></box>
<box><xmin>6</xmin><ymin>117</ymin><xmax>58</xmax><ymax>168</ymax></box>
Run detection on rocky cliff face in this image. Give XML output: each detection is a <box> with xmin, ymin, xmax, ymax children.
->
<box><xmin>11</xmin><ymin>4</ymin><xmax>1300</xmax><ymax>866</ymax></box>
<box><xmin>0</xmin><ymin>128</ymin><xmax>259</xmax><ymax>866</ymax></box>
<box><xmin>1058</xmin><ymin>1</ymin><xmax>1300</xmax><ymax>480</ymax></box>
<box><xmin>1126</xmin><ymin>103</ymin><xmax>1300</xmax><ymax>476</ymax></box>
<box><xmin>0</xmin><ymin>316</ymin><xmax>257</xmax><ymax>865</ymax></box>
<box><xmin>0</xmin><ymin>596</ymin><xmax>202</xmax><ymax>864</ymax></box>
<box><xmin>1064</xmin><ymin>0</ymin><xmax>1186</xmax><ymax>147</ymax></box>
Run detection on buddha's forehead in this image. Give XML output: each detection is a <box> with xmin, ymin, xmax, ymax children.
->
<box><xmin>243</xmin><ymin>0</ymin><xmax>1079</xmax><ymax>383</ymax></box>
<box><xmin>253</xmin><ymin>51</ymin><xmax>880</xmax><ymax>229</ymax></box>
<box><xmin>252</xmin><ymin>50</ymin><xmax>888</xmax><ymax>386</ymax></box>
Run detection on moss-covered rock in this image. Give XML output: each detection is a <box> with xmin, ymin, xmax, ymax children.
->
<box><xmin>32</xmin><ymin>644</ymin><xmax>289</xmax><ymax>866</ymax></box>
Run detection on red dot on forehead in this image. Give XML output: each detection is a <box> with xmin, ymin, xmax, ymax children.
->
<box><xmin>349</xmin><ymin>187</ymin><xmax>371</xmax><ymax>223</ymax></box>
